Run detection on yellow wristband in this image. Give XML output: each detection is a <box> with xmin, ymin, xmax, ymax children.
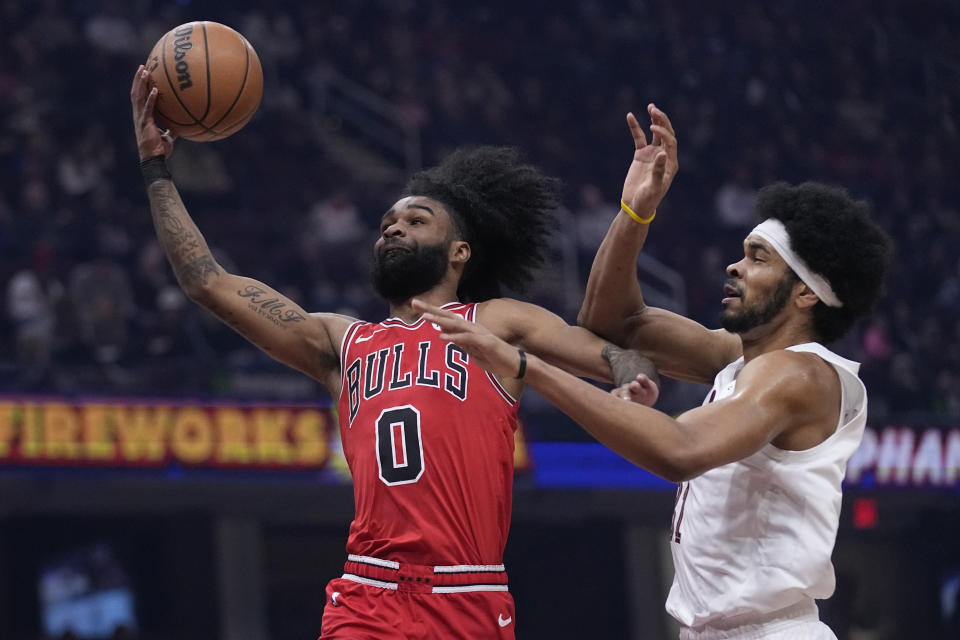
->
<box><xmin>620</xmin><ymin>199</ymin><xmax>656</xmax><ymax>225</ymax></box>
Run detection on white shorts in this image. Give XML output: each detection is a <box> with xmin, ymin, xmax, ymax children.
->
<box><xmin>678</xmin><ymin>600</ymin><xmax>837</xmax><ymax>640</ymax></box>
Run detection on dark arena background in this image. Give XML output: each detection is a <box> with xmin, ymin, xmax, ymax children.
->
<box><xmin>1</xmin><ymin>1</ymin><xmax>958</xmax><ymax>638</ymax></box>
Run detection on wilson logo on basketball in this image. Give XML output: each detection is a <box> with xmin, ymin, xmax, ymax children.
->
<box><xmin>145</xmin><ymin>20</ymin><xmax>263</xmax><ymax>141</ymax></box>
<box><xmin>172</xmin><ymin>24</ymin><xmax>194</xmax><ymax>90</ymax></box>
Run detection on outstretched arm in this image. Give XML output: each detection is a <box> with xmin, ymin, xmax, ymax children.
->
<box><xmin>131</xmin><ymin>65</ymin><xmax>353</xmax><ymax>392</ymax></box>
<box><xmin>416</xmin><ymin>300</ymin><xmax>838</xmax><ymax>482</ymax></box>
<box><xmin>475</xmin><ymin>297</ymin><xmax>659</xmax><ymax>405</ymax></box>
<box><xmin>578</xmin><ymin>105</ymin><xmax>739</xmax><ymax>384</ymax></box>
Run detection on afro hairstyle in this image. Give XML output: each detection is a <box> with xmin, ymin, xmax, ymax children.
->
<box><xmin>404</xmin><ymin>146</ymin><xmax>560</xmax><ymax>302</ymax></box>
<box><xmin>756</xmin><ymin>182</ymin><xmax>892</xmax><ymax>343</ymax></box>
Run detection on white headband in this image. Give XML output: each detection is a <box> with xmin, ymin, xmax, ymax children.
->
<box><xmin>750</xmin><ymin>219</ymin><xmax>843</xmax><ymax>308</ymax></box>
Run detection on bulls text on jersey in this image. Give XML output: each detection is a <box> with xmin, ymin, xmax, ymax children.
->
<box><xmin>345</xmin><ymin>341</ymin><xmax>470</xmax><ymax>425</ymax></box>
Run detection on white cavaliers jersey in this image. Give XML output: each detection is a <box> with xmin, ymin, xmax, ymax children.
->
<box><xmin>665</xmin><ymin>343</ymin><xmax>867</xmax><ymax>628</ymax></box>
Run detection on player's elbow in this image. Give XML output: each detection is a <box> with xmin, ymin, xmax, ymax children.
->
<box><xmin>615</xmin><ymin>443</ymin><xmax>698</xmax><ymax>483</ymax></box>
<box><xmin>181</xmin><ymin>279</ymin><xmax>212</xmax><ymax>304</ymax></box>
<box><xmin>656</xmin><ymin>448</ymin><xmax>707</xmax><ymax>483</ymax></box>
<box><xmin>653</xmin><ymin>458</ymin><xmax>690</xmax><ymax>484</ymax></box>
<box><xmin>575</xmin><ymin>310</ymin><xmax>593</xmax><ymax>337</ymax></box>
<box><xmin>577</xmin><ymin>297</ymin><xmax>612</xmax><ymax>330</ymax></box>
<box><xmin>606</xmin><ymin>416</ymin><xmax>706</xmax><ymax>482</ymax></box>
<box><xmin>575</xmin><ymin>305</ymin><xmax>593</xmax><ymax>329</ymax></box>
<box><xmin>179</xmin><ymin>273</ymin><xmax>223</xmax><ymax>308</ymax></box>
<box><xmin>577</xmin><ymin>306</ymin><xmax>634</xmax><ymax>345</ymax></box>
<box><xmin>176</xmin><ymin>263</ymin><xmax>228</xmax><ymax>304</ymax></box>
<box><xmin>621</xmin><ymin>447</ymin><xmax>690</xmax><ymax>483</ymax></box>
<box><xmin>660</xmin><ymin>465</ymin><xmax>699</xmax><ymax>484</ymax></box>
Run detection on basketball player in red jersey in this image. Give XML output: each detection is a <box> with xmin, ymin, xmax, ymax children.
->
<box><xmin>131</xmin><ymin>66</ymin><xmax>657</xmax><ymax>639</ymax></box>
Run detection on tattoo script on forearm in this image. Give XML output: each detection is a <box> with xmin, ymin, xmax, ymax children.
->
<box><xmin>148</xmin><ymin>181</ymin><xmax>219</xmax><ymax>289</ymax></box>
<box><xmin>235</xmin><ymin>286</ymin><xmax>307</xmax><ymax>326</ymax></box>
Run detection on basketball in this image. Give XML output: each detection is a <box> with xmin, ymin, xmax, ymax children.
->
<box><xmin>145</xmin><ymin>21</ymin><xmax>263</xmax><ymax>142</ymax></box>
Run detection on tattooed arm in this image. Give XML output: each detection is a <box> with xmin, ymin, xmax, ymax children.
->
<box><xmin>145</xmin><ymin>180</ymin><xmax>218</xmax><ymax>296</ymax></box>
<box><xmin>132</xmin><ymin>65</ymin><xmax>354</xmax><ymax>394</ymax></box>
<box><xmin>602</xmin><ymin>343</ymin><xmax>660</xmax><ymax>389</ymax></box>
<box><xmin>603</xmin><ymin>344</ymin><xmax>660</xmax><ymax>406</ymax></box>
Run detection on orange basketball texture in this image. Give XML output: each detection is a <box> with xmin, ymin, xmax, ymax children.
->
<box><xmin>145</xmin><ymin>21</ymin><xmax>263</xmax><ymax>142</ymax></box>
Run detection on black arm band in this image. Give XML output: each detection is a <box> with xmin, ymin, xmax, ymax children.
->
<box><xmin>516</xmin><ymin>349</ymin><xmax>527</xmax><ymax>379</ymax></box>
<box><xmin>140</xmin><ymin>156</ymin><xmax>172</xmax><ymax>187</ymax></box>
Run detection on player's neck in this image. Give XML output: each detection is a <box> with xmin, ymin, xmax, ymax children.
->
<box><xmin>388</xmin><ymin>288</ymin><xmax>460</xmax><ymax>323</ymax></box>
<box><xmin>739</xmin><ymin>316</ymin><xmax>818</xmax><ymax>362</ymax></box>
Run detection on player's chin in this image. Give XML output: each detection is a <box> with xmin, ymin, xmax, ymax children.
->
<box><xmin>719</xmin><ymin>306</ymin><xmax>740</xmax><ymax>322</ymax></box>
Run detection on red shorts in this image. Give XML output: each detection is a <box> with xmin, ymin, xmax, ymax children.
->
<box><xmin>319</xmin><ymin>555</ymin><xmax>516</xmax><ymax>640</ymax></box>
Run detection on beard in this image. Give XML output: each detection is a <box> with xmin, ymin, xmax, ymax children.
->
<box><xmin>720</xmin><ymin>273</ymin><xmax>795</xmax><ymax>334</ymax></box>
<box><xmin>370</xmin><ymin>240</ymin><xmax>450</xmax><ymax>302</ymax></box>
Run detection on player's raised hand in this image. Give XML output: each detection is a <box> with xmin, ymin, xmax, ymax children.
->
<box><xmin>620</xmin><ymin>103</ymin><xmax>678</xmax><ymax>222</ymax></box>
<box><xmin>130</xmin><ymin>65</ymin><xmax>175</xmax><ymax>162</ymax></box>
<box><xmin>610</xmin><ymin>373</ymin><xmax>659</xmax><ymax>407</ymax></box>
<box><xmin>412</xmin><ymin>299</ymin><xmax>526</xmax><ymax>380</ymax></box>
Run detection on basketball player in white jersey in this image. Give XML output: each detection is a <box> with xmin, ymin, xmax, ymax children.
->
<box><xmin>413</xmin><ymin>104</ymin><xmax>892</xmax><ymax>639</ymax></box>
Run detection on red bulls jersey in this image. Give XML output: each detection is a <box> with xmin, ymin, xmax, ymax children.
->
<box><xmin>337</xmin><ymin>302</ymin><xmax>519</xmax><ymax>566</ymax></box>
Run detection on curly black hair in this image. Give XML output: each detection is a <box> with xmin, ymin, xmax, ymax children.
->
<box><xmin>756</xmin><ymin>182</ymin><xmax>892</xmax><ymax>344</ymax></box>
<box><xmin>404</xmin><ymin>146</ymin><xmax>560</xmax><ymax>302</ymax></box>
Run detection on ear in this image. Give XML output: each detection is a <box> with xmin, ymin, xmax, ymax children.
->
<box><xmin>449</xmin><ymin>240</ymin><xmax>471</xmax><ymax>267</ymax></box>
<box><xmin>794</xmin><ymin>281</ymin><xmax>821</xmax><ymax>310</ymax></box>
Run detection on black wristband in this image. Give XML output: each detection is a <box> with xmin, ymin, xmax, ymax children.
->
<box><xmin>516</xmin><ymin>349</ymin><xmax>527</xmax><ymax>379</ymax></box>
<box><xmin>140</xmin><ymin>156</ymin><xmax>172</xmax><ymax>187</ymax></box>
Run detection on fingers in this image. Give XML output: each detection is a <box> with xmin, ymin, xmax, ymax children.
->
<box><xmin>412</xmin><ymin>298</ymin><xmax>471</xmax><ymax>335</ymax></box>
<box><xmin>611</xmin><ymin>387</ymin><xmax>631</xmax><ymax>401</ymax></box>
<box><xmin>629</xmin><ymin>104</ymin><xmax>677</xmax><ymax>150</ymax></box>
<box><xmin>627</xmin><ymin>376</ymin><xmax>659</xmax><ymax>407</ymax></box>
<box><xmin>648</xmin><ymin>103</ymin><xmax>663</xmax><ymax>146</ymax></box>
<box><xmin>649</xmin><ymin>103</ymin><xmax>677</xmax><ymax>154</ymax></box>
<box><xmin>631</xmin><ymin>374</ymin><xmax>654</xmax><ymax>392</ymax></box>
<box><xmin>626</xmin><ymin>112</ymin><xmax>647</xmax><ymax>150</ymax></box>
<box><xmin>650</xmin><ymin>124</ymin><xmax>676</xmax><ymax>151</ymax></box>
<box><xmin>145</xmin><ymin>85</ymin><xmax>160</xmax><ymax>125</ymax></box>
<box><xmin>649</xmin><ymin>103</ymin><xmax>676</xmax><ymax>138</ymax></box>
<box><xmin>411</xmin><ymin>298</ymin><xmax>437</xmax><ymax>314</ymax></box>
<box><xmin>419</xmin><ymin>311</ymin><xmax>454</xmax><ymax>331</ymax></box>
<box><xmin>412</xmin><ymin>298</ymin><xmax>458</xmax><ymax>321</ymax></box>
<box><xmin>130</xmin><ymin>65</ymin><xmax>145</xmax><ymax>100</ymax></box>
<box><xmin>132</xmin><ymin>66</ymin><xmax>154</xmax><ymax>103</ymax></box>
<box><xmin>132</xmin><ymin>66</ymin><xmax>157</xmax><ymax>132</ymax></box>
<box><xmin>139</xmin><ymin>87</ymin><xmax>157</xmax><ymax>132</ymax></box>
<box><xmin>145</xmin><ymin>84</ymin><xmax>158</xmax><ymax>114</ymax></box>
<box><xmin>612</xmin><ymin>373</ymin><xmax>660</xmax><ymax>405</ymax></box>
<box><xmin>613</xmin><ymin>380</ymin><xmax>657</xmax><ymax>406</ymax></box>
<box><xmin>635</xmin><ymin>373</ymin><xmax>659</xmax><ymax>390</ymax></box>
<box><xmin>630</xmin><ymin>376</ymin><xmax>653</xmax><ymax>391</ymax></box>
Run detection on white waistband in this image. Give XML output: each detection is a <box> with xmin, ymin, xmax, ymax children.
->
<box><xmin>341</xmin><ymin>573</ymin><xmax>398</xmax><ymax>591</ymax></box>
<box><xmin>680</xmin><ymin>600</ymin><xmax>822</xmax><ymax>640</ymax></box>
<box><xmin>340</xmin><ymin>573</ymin><xmax>509</xmax><ymax>594</ymax></box>
<box><xmin>346</xmin><ymin>554</ymin><xmax>505</xmax><ymax>574</ymax></box>
<box><xmin>347</xmin><ymin>554</ymin><xmax>399</xmax><ymax>569</ymax></box>
<box><xmin>434</xmin><ymin>563</ymin><xmax>506</xmax><ymax>573</ymax></box>
<box><xmin>342</xmin><ymin>554</ymin><xmax>509</xmax><ymax>594</ymax></box>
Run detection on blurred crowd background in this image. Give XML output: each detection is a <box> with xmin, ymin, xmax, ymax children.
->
<box><xmin>1</xmin><ymin>2</ymin><xmax>959</xmax><ymax>639</ymax></box>
<box><xmin>2</xmin><ymin>0</ymin><xmax>959</xmax><ymax>428</ymax></box>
